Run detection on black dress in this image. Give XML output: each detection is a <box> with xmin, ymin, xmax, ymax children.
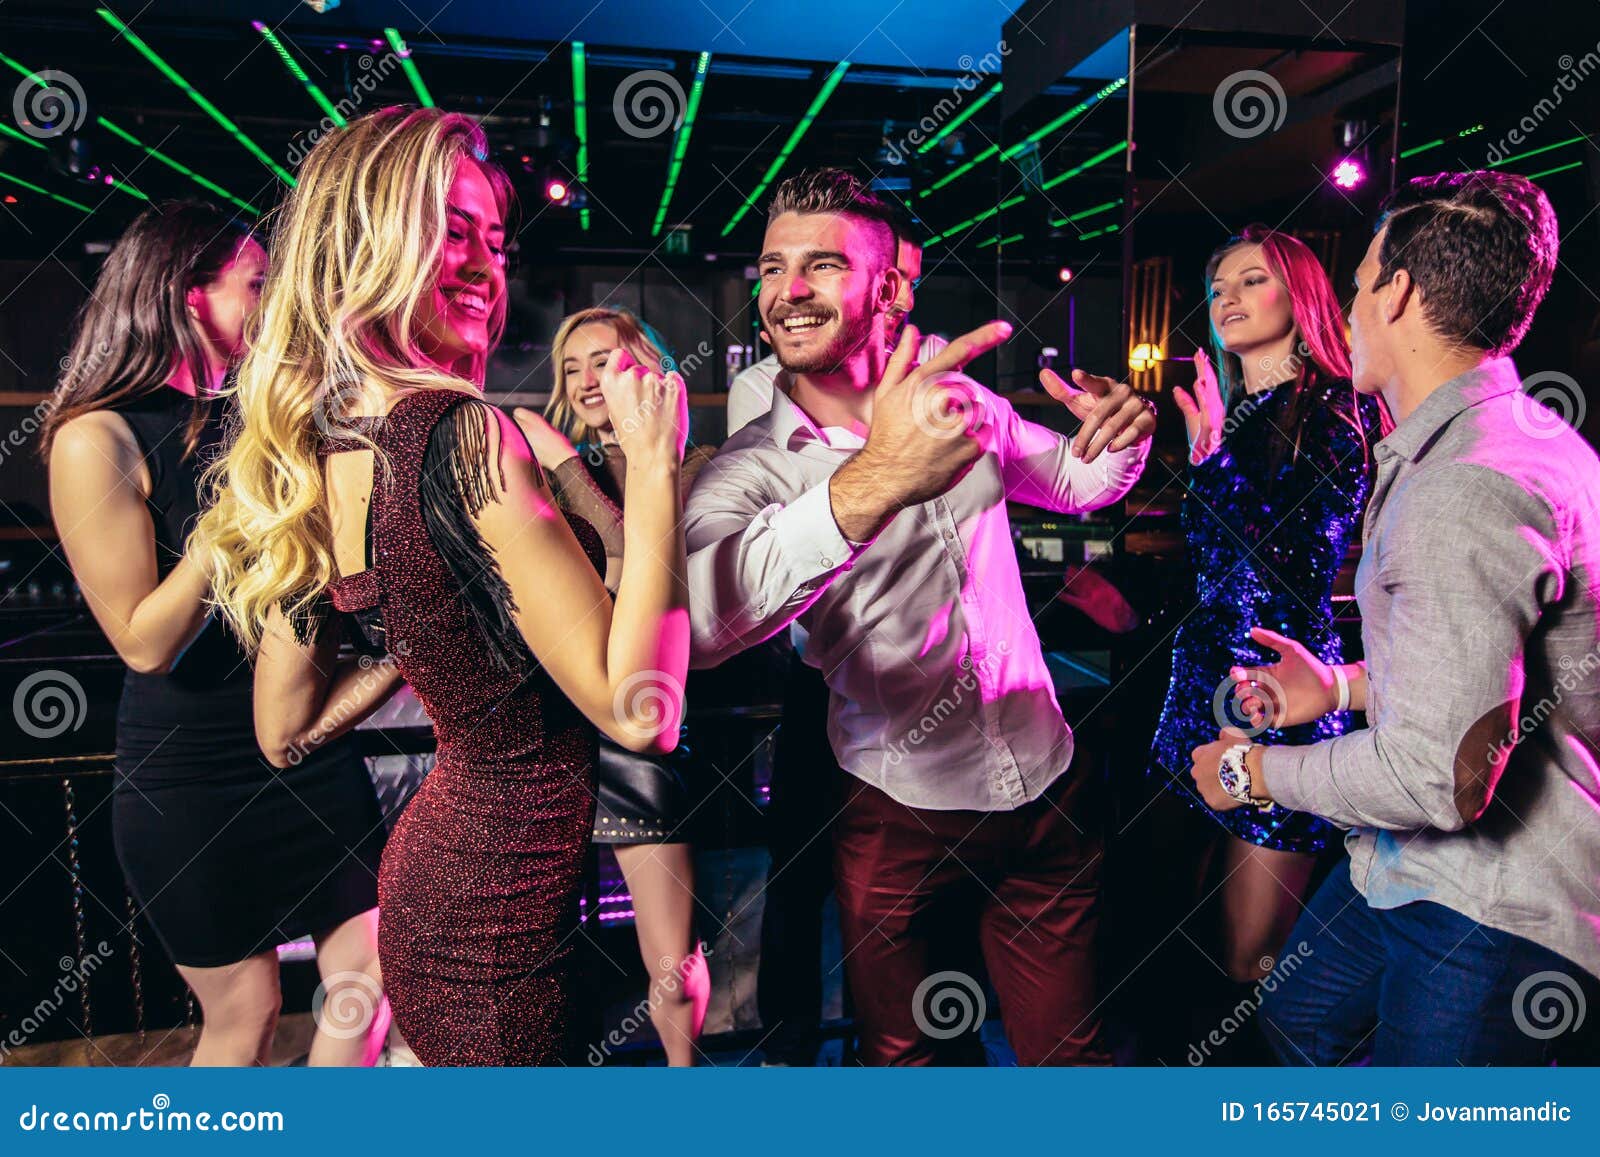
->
<box><xmin>108</xmin><ymin>390</ymin><xmax>385</xmax><ymax>968</ymax></box>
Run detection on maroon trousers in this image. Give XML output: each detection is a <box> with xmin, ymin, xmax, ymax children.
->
<box><xmin>832</xmin><ymin>770</ymin><xmax>1110</xmax><ymax>1065</ymax></box>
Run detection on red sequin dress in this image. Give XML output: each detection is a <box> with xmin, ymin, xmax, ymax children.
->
<box><xmin>324</xmin><ymin>388</ymin><xmax>602</xmax><ymax>1066</ymax></box>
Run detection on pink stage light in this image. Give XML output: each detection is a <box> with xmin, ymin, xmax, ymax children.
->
<box><xmin>545</xmin><ymin>179</ymin><xmax>570</xmax><ymax>203</ymax></box>
<box><xmin>1332</xmin><ymin>159</ymin><xmax>1366</xmax><ymax>189</ymax></box>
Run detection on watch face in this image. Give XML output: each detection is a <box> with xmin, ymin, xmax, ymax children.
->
<box><xmin>1218</xmin><ymin>760</ymin><xmax>1244</xmax><ymax>798</ymax></box>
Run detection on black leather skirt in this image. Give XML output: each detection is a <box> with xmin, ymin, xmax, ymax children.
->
<box><xmin>592</xmin><ymin>734</ymin><xmax>693</xmax><ymax>844</ymax></box>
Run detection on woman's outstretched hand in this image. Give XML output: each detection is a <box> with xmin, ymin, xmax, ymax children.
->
<box><xmin>1172</xmin><ymin>347</ymin><xmax>1225</xmax><ymax>465</ymax></box>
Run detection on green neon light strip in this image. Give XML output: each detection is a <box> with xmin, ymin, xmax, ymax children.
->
<box><xmin>916</xmin><ymin>81</ymin><xmax>1001</xmax><ymax>155</ymax></box>
<box><xmin>254</xmin><ymin>22</ymin><xmax>344</xmax><ymax>125</ymax></box>
<box><xmin>0</xmin><ymin>122</ymin><xmax>47</xmax><ymax>150</ymax></box>
<box><xmin>105</xmin><ymin>176</ymin><xmax>150</xmax><ymax>200</ymax></box>
<box><xmin>1048</xmin><ymin>197</ymin><xmax>1123</xmax><ymax>227</ymax></box>
<box><xmin>1040</xmin><ymin>139</ymin><xmax>1127</xmax><ymax>190</ymax></box>
<box><xmin>383</xmin><ymin>28</ymin><xmax>434</xmax><ymax>109</ymax></box>
<box><xmin>1007</xmin><ymin>77</ymin><xmax>1125</xmax><ymax>164</ymax></box>
<box><xmin>1079</xmin><ymin>223</ymin><xmax>1120</xmax><ymax>241</ymax></box>
<box><xmin>934</xmin><ymin>193</ymin><xmax>1025</xmax><ymax>243</ymax></box>
<box><xmin>1399</xmin><ymin>137</ymin><xmax>1444</xmax><ymax>159</ymax></box>
<box><xmin>0</xmin><ymin>47</ymin><xmax>240</xmax><ymax>209</ymax></box>
<box><xmin>653</xmin><ymin>51</ymin><xmax>710</xmax><ymax>237</ymax></box>
<box><xmin>96</xmin><ymin>116</ymin><xmax>260</xmax><ymax>214</ymax></box>
<box><xmin>572</xmin><ymin>41</ymin><xmax>589</xmax><ymax>232</ymax></box>
<box><xmin>1488</xmin><ymin>133</ymin><xmax>1584</xmax><ymax>169</ymax></box>
<box><xmin>919</xmin><ymin>143</ymin><xmax>999</xmax><ymax>197</ymax></box>
<box><xmin>1527</xmin><ymin>158</ymin><xmax>1585</xmax><ymax>181</ymax></box>
<box><xmin>1403</xmin><ymin>121</ymin><xmax>1547</xmax><ymax>161</ymax></box>
<box><xmin>98</xmin><ymin>8</ymin><xmax>295</xmax><ymax>186</ymax></box>
<box><xmin>975</xmin><ymin>231</ymin><xmax>1025</xmax><ymax>249</ymax></box>
<box><xmin>921</xmin><ymin>77</ymin><xmax>1124</xmax><ymax>200</ymax></box>
<box><xmin>0</xmin><ymin>168</ymin><xmax>92</xmax><ymax>212</ymax></box>
<box><xmin>722</xmin><ymin>60</ymin><xmax>851</xmax><ymax>237</ymax></box>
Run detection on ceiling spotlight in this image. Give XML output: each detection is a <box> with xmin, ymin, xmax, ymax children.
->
<box><xmin>1057</xmin><ymin>266</ymin><xmax>1073</xmax><ymax>283</ymax></box>
<box><xmin>1331</xmin><ymin>158</ymin><xmax>1366</xmax><ymax>189</ymax></box>
<box><xmin>544</xmin><ymin>178</ymin><xmax>570</xmax><ymax>203</ymax></box>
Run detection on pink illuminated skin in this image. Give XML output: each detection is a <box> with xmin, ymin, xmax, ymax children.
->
<box><xmin>414</xmin><ymin>161</ymin><xmax>506</xmax><ymax>379</ymax></box>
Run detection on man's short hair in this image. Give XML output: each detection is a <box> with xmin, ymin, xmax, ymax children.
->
<box><xmin>1374</xmin><ymin>170</ymin><xmax>1558</xmax><ymax>358</ymax></box>
<box><xmin>767</xmin><ymin>167</ymin><xmax>898</xmax><ymax>272</ymax></box>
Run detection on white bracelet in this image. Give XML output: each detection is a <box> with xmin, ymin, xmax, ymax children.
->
<box><xmin>1332</xmin><ymin>664</ymin><xmax>1350</xmax><ymax>713</ymax></box>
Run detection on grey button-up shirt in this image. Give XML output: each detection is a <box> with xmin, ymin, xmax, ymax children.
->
<box><xmin>1263</xmin><ymin>358</ymin><xmax>1600</xmax><ymax>979</ymax></box>
<box><xmin>686</xmin><ymin>373</ymin><xmax>1148</xmax><ymax>812</ymax></box>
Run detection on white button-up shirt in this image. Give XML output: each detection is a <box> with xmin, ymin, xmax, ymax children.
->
<box><xmin>687</xmin><ymin>373</ymin><xmax>1149</xmax><ymax>811</ymax></box>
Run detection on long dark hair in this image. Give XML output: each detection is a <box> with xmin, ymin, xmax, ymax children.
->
<box><xmin>1204</xmin><ymin>224</ymin><xmax>1378</xmax><ymax>476</ymax></box>
<box><xmin>41</xmin><ymin>200</ymin><xmax>254</xmax><ymax>459</ymax></box>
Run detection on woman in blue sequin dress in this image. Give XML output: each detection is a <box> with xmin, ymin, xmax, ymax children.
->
<box><xmin>1148</xmin><ymin>225</ymin><xmax>1384</xmax><ymax>983</ymax></box>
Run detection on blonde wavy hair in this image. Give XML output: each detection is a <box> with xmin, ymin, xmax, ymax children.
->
<box><xmin>543</xmin><ymin>307</ymin><xmax>665</xmax><ymax>444</ymax></box>
<box><xmin>192</xmin><ymin>106</ymin><xmax>511</xmax><ymax>648</ymax></box>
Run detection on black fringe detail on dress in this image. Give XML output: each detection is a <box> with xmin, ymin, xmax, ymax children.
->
<box><xmin>419</xmin><ymin>399</ymin><xmax>534</xmax><ymax>678</ymax></box>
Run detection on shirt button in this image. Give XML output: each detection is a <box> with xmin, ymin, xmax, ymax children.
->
<box><xmin>820</xmin><ymin>555</ymin><xmax>832</xmax><ymax>568</ymax></box>
<box><xmin>944</xmin><ymin>529</ymin><xmax>957</xmax><ymax>541</ymax></box>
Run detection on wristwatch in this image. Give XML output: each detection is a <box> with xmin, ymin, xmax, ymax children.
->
<box><xmin>1217</xmin><ymin>742</ymin><xmax>1275</xmax><ymax>810</ymax></box>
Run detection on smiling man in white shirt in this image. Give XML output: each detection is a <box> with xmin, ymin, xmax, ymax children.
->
<box><xmin>686</xmin><ymin>168</ymin><xmax>1155</xmax><ymax>1064</ymax></box>
<box><xmin>726</xmin><ymin>213</ymin><xmax>945</xmax><ymax>437</ymax></box>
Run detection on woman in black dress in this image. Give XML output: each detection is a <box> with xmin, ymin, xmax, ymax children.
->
<box><xmin>513</xmin><ymin>307</ymin><xmax>712</xmax><ymax>1064</ymax></box>
<box><xmin>42</xmin><ymin>202</ymin><xmax>390</xmax><ymax>1066</ymax></box>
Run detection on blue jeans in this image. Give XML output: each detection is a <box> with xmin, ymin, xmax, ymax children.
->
<box><xmin>1261</xmin><ymin>859</ymin><xmax>1590</xmax><ymax>1065</ymax></box>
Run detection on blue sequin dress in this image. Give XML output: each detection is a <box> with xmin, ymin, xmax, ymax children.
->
<box><xmin>1149</xmin><ymin>377</ymin><xmax>1382</xmax><ymax>852</ymax></box>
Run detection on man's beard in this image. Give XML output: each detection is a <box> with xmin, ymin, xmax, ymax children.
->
<box><xmin>771</xmin><ymin>307</ymin><xmax>875</xmax><ymax>375</ymax></box>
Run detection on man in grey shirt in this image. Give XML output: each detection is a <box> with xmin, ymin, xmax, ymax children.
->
<box><xmin>1190</xmin><ymin>171</ymin><xmax>1600</xmax><ymax>1064</ymax></box>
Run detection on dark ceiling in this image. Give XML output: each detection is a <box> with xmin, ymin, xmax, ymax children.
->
<box><xmin>0</xmin><ymin>2</ymin><xmax>1130</xmax><ymax>269</ymax></box>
